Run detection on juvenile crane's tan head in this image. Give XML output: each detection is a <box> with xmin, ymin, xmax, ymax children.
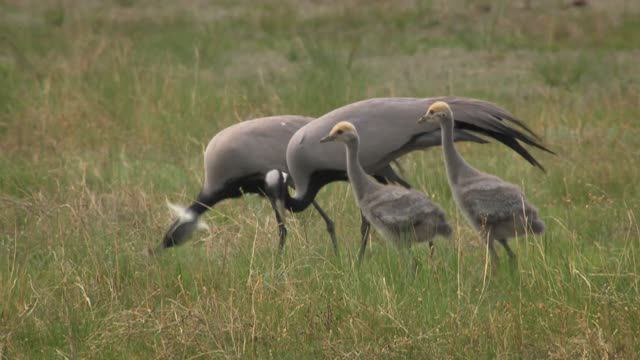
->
<box><xmin>320</xmin><ymin>121</ymin><xmax>358</xmax><ymax>143</ymax></box>
<box><xmin>418</xmin><ymin>101</ymin><xmax>453</xmax><ymax>125</ymax></box>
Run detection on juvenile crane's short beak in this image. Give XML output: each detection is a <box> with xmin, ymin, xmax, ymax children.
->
<box><xmin>319</xmin><ymin>134</ymin><xmax>334</xmax><ymax>143</ymax></box>
<box><xmin>417</xmin><ymin>113</ymin><xmax>431</xmax><ymax>123</ymax></box>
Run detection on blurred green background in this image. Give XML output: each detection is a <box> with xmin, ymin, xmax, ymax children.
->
<box><xmin>1</xmin><ymin>0</ymin><xmax>639</xmax><ymax>358</ymax></box>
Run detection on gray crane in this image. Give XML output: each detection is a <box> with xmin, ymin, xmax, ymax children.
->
<box><xmin>320</xmin><ymin>121</ymin><xmax>452</xmax><ymax>263</ymax></box>
<box><xmin>159</xmin><ymin>115</ymin><xmax>408</xmax><ymax>254</ymax></box>
<box><xmin>283</xmin><ymin>97</ymin><xmax>553</xmax><ymax>253</ymax></box>
<box><xmin>418</xmin><ymin>101</ymin><xmax>545</xmax><ymax>262</ymax></box>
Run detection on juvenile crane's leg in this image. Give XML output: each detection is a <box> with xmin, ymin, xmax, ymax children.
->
<box><xmin>488</xmin><ymin>237</ymin><xmax>499</xmax><ymax>263</ymax></box>
<box><xmin>406</xmin><ymin>244</ymin><xmax>420</xmax><ymax>276</ymax></box>
<box><xmin>498</xmin><ymin>238</ymin><xmax>516</xmax><ymax>259</ymax></box>
<box><xmin>269</xmin><ymin>198</ymin><xmax>288</xmax><ymax>252</ymax></box>
<box><xmin>311</xmin><ymin>200</ymin><xmax>339</xmax><ymax>255</ymax></box>
<box><xmin>357</xmin><ymin>212</ymin><xmax>371</xmax><ymax>264</ymax></box>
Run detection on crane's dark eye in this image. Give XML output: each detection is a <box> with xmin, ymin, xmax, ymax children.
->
<box><xmin>336</xmin><ymin>129</ymin><xmax>343</xmax><ymax>134</ymax></box>
<box><xmin>429</xmin><ymin>110</ymin><xmax>434</xmax><ymax>115</ymax></box>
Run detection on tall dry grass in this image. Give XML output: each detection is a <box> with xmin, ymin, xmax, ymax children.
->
<box><xmin>1</xmin><ymin>0</ymin><xmax>639</xmax><ymax>358</ymax></box>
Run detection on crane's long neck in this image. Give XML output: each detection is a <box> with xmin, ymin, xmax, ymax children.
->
<box><xmin>440</xmin><ymin>117</ymin><xmax>469</xmax><ymax>184</ymax></box>
<box><xmin>284</xmin><ymin>185</ymin><xmax>314</xmax><ymax>212</ymax></box>
<box><xmin>284</xmin><ymin>169</ymin><xmax>350</xmax><ymax>213</ymax></box>
<box><xmin>284</xmin><ymin>172</ymin><xmax>342</xmax><ymax>213</ymax></box>
<box><xmin>344</xmin><ymin>137</ymin><xmax>375</xmax><ymax>201</ymax></box>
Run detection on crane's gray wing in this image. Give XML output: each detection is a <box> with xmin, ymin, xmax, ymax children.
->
<box><xmin>364</xmin><ymin>187</ymin><xmax>445</xmax><ymax>231</ymax></box>
<box><xmin>208</xmin><ymin>115</ymin><xmax>313</xmax><ymax>177</ymax></box>
<box><xmin>202</xmin><ymin>115</ymin><xmax>313</xmax><ymax>194</ymax></box>
<box><xmin>459</xmin><ymin>181</ymin><xmax>534</xmax><ymax>224</ymax></box>
<box><xmin>287</xmin><ymin>97</ymin><xmax>552</xmax><ymax>198</ymax></box>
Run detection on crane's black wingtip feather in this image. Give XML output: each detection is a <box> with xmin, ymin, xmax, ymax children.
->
<box><xmin>483</xmin><ymin>131</ymin><xmax>548</xmax><ymax>171</ymax></box>
<box><xmin>529</xmin><ymin>140</ymin><xmax>556</xmax><ymax>156</ymax></box>
<box><xmin>496</xmin><ymin>113</ymin><xmax>543</xmax><ymax>142</ymax></box>
<box><xmin>541</xmin><ymin>145</ymin><xmax>556</xmax><ymax>156</ymax></box>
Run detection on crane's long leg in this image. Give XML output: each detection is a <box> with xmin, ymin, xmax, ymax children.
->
<box><xmin>357</xmin><ymin>211</ymin><xmax>371</xmax><ymax>265</ymax></box>
<box><xmin>406</xmin><ymin>244</ymin><xmax>419</xmax><ymax>277</ymax></box>
<box><xmin>389</xmin><ymin>172</ymin><xmax>412</xmax><ymax>189</ymax></box>
<box><xmin>498</xmin><ymin>238</ymin><xmax>516</xmax><ymax>263</ymax></box>
<box><xmin>488</xmin><ymin>237</ymin><xmax>499</xmax><ymax>263</ymax></box>
<box><xmin>497</xmin><ymin>238</ymin><xmax>515</xmax><ymax>258</ymax></box>
<box><xmin>378</xmin><ymin>164</ymin><xmax>412</xmax><ymax>189</ymax></box>
<box><xmin>311</xmin><ymin>200</ymin><xmax>339</xmax><ymax>255</ymax></box>
<box><xmin>269</xmin><ymin>198</ymin><xmax>287</xmax><ymax>253</ymax></box>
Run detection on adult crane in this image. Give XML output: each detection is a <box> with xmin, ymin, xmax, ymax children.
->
<box><xmin>281</xmin><ymin>97</ymin><xmax>552</xmax><ymax>243</ymax></box>
<box><xmin>159</xmin><ymin>115</ymin><xmax>409</xmax><ymax>254</ymax></box>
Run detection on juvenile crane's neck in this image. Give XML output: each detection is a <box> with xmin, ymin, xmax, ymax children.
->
<box><xmin>440</xmin><ymin>117</ymin><xmax>469</xmax><ymax>184</ymax></box>
<box><xmin>344</xmin><ymin>138</ymin><xmax>376</xmax><ymax>201</ymax></box>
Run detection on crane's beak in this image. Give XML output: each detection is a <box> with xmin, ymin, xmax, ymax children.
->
<box><xmin>319</xmin><ymin>134</ymin><xmax>334</xmax><ymax>143</ymax></box>
<box><xmin>417</xmin><ymin>113</ymin><xmax>433</xmax><ymax>124</ymax></box>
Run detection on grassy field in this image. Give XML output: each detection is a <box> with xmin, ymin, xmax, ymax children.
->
<box><xmin>1</xmin><ymin>0</ymin><xmax>640</xmax><ymax>358</ymax></box>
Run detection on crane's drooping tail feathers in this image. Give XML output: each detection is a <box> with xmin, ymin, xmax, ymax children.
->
<box><xmin>162</xmin><ymin>200</ymin><xmax>209</xmax><ymax>248</ymax></box>
<box><xmin>530</xmin><ymin>218</ymin><xmax>545</xmax><ymax>235</ymax></box>
<box><xmin>438</xmin><ymin>222</ymin><xmax>453</xmax><ymax>237</ymax></box>
<box><xmin>523</xmin><ymin>207</ymin><xmax>545</xmax><ymax>235</ymax></box>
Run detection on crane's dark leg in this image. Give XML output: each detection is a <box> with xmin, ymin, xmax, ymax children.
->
<box><xmin>488</xmin><ymin>237</ymin><xmax>499</xmax><ymax>263</ymax></box>
<box><xmin>407</xmin><ymin>245</ymin><xmax>419</xmax><ymax>277</ymax></box>
<box><xmin>357</xmin><ymin>211</ymin><xmax>371</xmax><ymax>265</ymax></box>
<box><xmin>498</xmin><ymin>238</ymin><xmax>516</xmax><ymax>262</ymax></box>
<box><xmin>388</xmin><ymin>171</ymin><xmax>412</xmax><ymax>189</ymax></box>
<box><xmin>269</xmin><ymin>198</ymin><xmax>288</xmax><ymax>253</ymax></box>
<box><xmin>497</xmin><ymin>238</ymin><xmax>515</xmax><ymax>258</ymax></box>
<box><xmin>311</xmin><ymin>200</ymin><xmax>338</xmax><ymax>255</ymax></box>
<box><xmin>377</xmin><ymin>164</ymin><xmax>412</xmax><ymax>189</ymax></box>
<box><xmin>428</xmin><ymin>241</ymin><xmax>435</xmax><ymax>258</ymax></box>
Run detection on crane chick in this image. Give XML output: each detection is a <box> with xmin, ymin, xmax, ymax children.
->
<box><xmin>320</xmin><ymin>121</ymin><xmax>451</xmax><ymax>263</ymax></box>
<box><xmin>419</xmin><ymin>101</ymin><xmax>545</xmax><ymax>262</ymax></box>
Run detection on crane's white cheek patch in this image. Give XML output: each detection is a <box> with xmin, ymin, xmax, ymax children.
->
<box><xmin>265</xmin><ymin>170</ymin><xmax>281</xmax><ymax>188</ymax></box>
<box><xmin>166</xmin><ymin>200</ymin><xmax>210</xmax><ymax>232</ymax></box>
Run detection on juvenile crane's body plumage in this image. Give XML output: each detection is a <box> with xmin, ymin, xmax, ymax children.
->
<box><xmin>320</xmin><ymin>122</ymin><xmax>451</xmax><ymax>262</ymax></box>
<box><xmin>419</xmin><ymin>101</ymin><xmax>545</xmax><ymax>261</ymax></box>
<box><xmin>360</xmin><ymin>186</ymin><xmax>452</xmax><ymax>247</ymax></box>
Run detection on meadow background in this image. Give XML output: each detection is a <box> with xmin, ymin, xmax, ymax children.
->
<box><xmin>1</xmin><ymin>0</ymin><xmax>639</xmax><ymax>358</ymax></box>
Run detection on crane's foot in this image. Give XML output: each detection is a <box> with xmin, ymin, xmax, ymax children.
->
<box><xmin>327</xmin><ymin>224</ymin><xmax>339</xmax><ymax>257</ymax></box>
<box><xmin>277</xmin><ymin>224</ymin><xmax>287</xmax><ymax>253</ymax></box>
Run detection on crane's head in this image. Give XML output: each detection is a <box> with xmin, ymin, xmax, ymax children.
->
<box><xmin>159</xmin><ymin>200</ymin><xmax>209</xmax><ymax>251</ymax></box>
<box><xmin>319</xmin><ymin>121</ymin><xmax>358</xmax><ymax>143</ymax></box>
<box><xmin>418</xmin><ymin>101</ymin><xmax>453</xmax><ymax>125</ymax></box>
